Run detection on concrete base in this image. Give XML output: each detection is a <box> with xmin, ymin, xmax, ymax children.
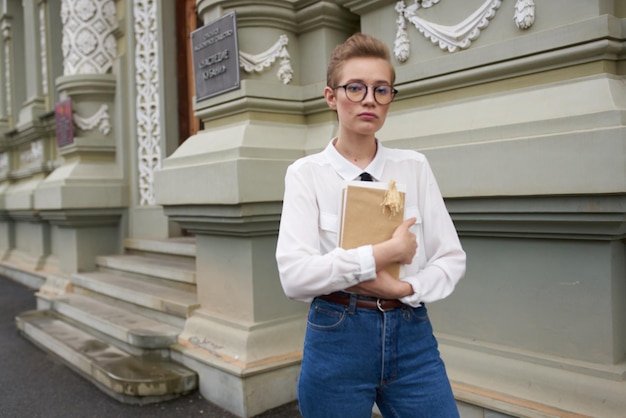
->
<box><xmin>441</xmin><ymin>335</ymin><xmax>626</xmax><ymax>417</ymax></box>
<box><xmin>178</xmin><ymin>306</ymin><xmax>305</xmax><ymax>364</ymax></box>
<box><xmin>172</xmin><ymin>343</ymin><xmax>301</xmax><ymax>418</ymax></box>
<box><xmin>173</xmin><ymin>306</ymin><xmax>305</xmax><ymax>417</ymax></box>
<box><xmin>4</xmin><ymin>216</ymin><xmax>51</xmax><ymax>273</ymax></box>
<box><xmin>0</xmin><ymin>214</ymin><xmax>14</xmax><ymax>261</ymax></box>
<box><xmin>42</xmin><ymin>213</ymin><xmax>124</xmax><ymax>275</ymax></box>
<box><xmin>5</xmin><ymin>249</ymin><xmax>48</xmax><ymax>272</ymax></box>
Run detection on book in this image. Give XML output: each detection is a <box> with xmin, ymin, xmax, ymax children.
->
<box><xmin>338</xmin><ymin>181</ymin><xmax>406</xmax><ymax>279</ymax></box>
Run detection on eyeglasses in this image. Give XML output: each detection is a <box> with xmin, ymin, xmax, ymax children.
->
<box><xmin>332</xmin><ymin>82</ymin><xmax>398</xmax><ymax>105</ymax></box>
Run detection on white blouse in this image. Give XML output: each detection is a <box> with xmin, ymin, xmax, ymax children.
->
<box><xmin>275</xmin><ymin>139</ymin><xmax>466</xmax><ymax>307</ymax></box>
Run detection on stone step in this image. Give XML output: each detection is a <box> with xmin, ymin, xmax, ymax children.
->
<box><xmin>52</xmin><ymin>293</ymin><xmax>180</xmax><ymax>349</ymax></box>
<box><xmin>72</xmin><ymin>271</ymin><xmax>198</xmax><ymax>319</ymax></box>
<box><xmin>16</xmin><ymin>309</ymin><xmax>197</xmax><ymax>405</ymax></box>
<box><xmin>124</xmin><ymin>237</ymin><xmax>196</xmax><ymax>259</ymax></box>
<box><xmin>96</xmin><ymin>254</ymin><xmax>196</xmax><ymax>284</ymax></box>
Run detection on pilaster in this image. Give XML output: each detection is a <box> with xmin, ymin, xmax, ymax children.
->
<box><xmin>0</xmin><ymin>1</ymin><xmax>25</xmax><ymax>128</ymax></box>
<box><xmin>33</xmin><ymin>0</ymin><xmax>125</xmax><ymax>278</ymax></box>
<box><xmin>17</xmin><ymin>0</ymin><xmax>47</xmax><ymax>127</ymax></box>
<box><xmin>2</xmin><ymin>111</ymin><xmax>57</xmax><ymax>274</ymax></box>
<box><xmin>154</xmin><ymin>1</ymin><xmax>358</xmax><ymax>415</ymax></box>
<box><xmin>125</xmin><ymin>0</ymin><xmax>181</xmax><ymax>239</ymax></box>
<box><xmin>166</xmin><ymin>203</ymin><xmax>304</xmax><ymax>417</ymax></box>
<box><xmin>6</xmin><ymin>209</ymin><xmax>51</xmax><ymax>273</ymax></box>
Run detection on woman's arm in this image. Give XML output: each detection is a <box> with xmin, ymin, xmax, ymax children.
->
<box><xmin>276</xmin><ymin>164</ymin><xmax>377</xmax><ymax>301</ymax></box>
<box><xmin>399</xmin><ymin>161</ymin><xmax>466</xmax><ymax>306</ymax></box>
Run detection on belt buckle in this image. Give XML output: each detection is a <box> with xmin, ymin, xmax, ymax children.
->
<box><xmin>376</xmin><ymin>298</ymin><xmax>391</xmax><ymax>312</ymax></box>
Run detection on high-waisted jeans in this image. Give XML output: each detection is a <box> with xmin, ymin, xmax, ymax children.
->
<box><xmin>298</xmin><ymin>294</ymin><xmax>459</xmax><ymax>418</ymax></box>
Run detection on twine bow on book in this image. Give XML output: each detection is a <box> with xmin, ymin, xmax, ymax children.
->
<box><xmin>381</xmin><ymin>180</ymin><xmax>403</xmax><ymax>218</ymax></box>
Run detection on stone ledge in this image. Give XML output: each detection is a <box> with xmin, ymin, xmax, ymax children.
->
<box><xmin>440</xmin><ymin>339</ymin><xmax>626</xmax><ymax>417</ymax></box>
<box><xmin>453</xmin><ymin>381</ymin><xmax>592</xmax><ymax>418</ymax></box>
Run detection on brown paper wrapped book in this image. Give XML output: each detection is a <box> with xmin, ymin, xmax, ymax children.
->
<box><xmin>338</xmin><ymin>181</ymin><xmax>406</xmax><ymax>279</ymax></box>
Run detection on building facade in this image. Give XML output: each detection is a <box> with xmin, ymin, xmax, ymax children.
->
<box><xmin>1</xmin><ymin>0</ymin><xmax>625</xmax><ymax>417</ymax></box>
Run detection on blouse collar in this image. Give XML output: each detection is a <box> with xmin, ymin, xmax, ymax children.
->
<box><xmin>324</xmin><ymin>138</ymin><xmax>386</xmax><ymax>181</ymax></box>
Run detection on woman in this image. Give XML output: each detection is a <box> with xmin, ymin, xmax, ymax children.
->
<box><xmin>276</xmin><ymin>33</ymin><xmax>466</xmax><ymax>418</ymax></box>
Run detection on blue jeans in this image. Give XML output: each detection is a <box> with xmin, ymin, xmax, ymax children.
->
<box><xmin>298</xmin><ymin>294</ymin><xmax>459</xmax><ymax>418</ymax></box>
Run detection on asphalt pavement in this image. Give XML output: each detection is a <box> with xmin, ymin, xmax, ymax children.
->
<box><xmin>0</xmin><ymin>276</ymin><xmax>301</xmax><ymax>418</ymax></box>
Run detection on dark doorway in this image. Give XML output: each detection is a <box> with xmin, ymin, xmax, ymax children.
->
<box><xmin>175</xmin><ymin>0</ymin><xmax>202</xmax><ymax>145</ymax></box>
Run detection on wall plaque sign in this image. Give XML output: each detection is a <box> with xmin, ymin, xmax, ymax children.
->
<box><xmin>55</xmin><ymin>98</ymin><xmax>74</xmax><ymax>147</ymax></box>
<box><xmin>191</xmin><ymin>12</ymin><xmax>240</xmax><ymax>101</ymax></box>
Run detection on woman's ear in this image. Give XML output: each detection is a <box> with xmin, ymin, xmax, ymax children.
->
<box><xmin>324</xmin><ymin>86</ymin><xmax>337</xmax><ymax>110</ymax></box>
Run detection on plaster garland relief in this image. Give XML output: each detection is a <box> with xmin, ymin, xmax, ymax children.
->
<box><xmin>239</xmin><ymin>34</ymin><xmax>293</xmax><ymax>84</ymax></box>
<box><xmin>73</xmin><ymin>104</ymin><xmax>111</xmax><ymax>135</ymax></box>
<box><xmin>394</xmin><ymin>0</ymin><xmax>535</xmax><ymax>60</ymax></box>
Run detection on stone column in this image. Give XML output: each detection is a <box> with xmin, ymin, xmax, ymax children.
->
<box><xmin>1</xmin><ymin>1</ymin><xmax>56</xmax><ymax>278</ymax></box>
<box><xmin>16</xmin><ymin>0</ymin><xmax>47</xmax><ymax>125</ymax></box>
<box><xmin>34</xmin><ymin>0</ymin><xmax>125</xmax><ymax>293</ymax></box>
<box><xmin>155</xmin><ymin>1</ymin><xmax>357</xmax><ymax>416</ymax></box>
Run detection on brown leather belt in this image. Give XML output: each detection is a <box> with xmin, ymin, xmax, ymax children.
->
<box><xmin>318</xmin><ymin>292</ymin><xmax>404</xmax><ymax>312</ymax></box>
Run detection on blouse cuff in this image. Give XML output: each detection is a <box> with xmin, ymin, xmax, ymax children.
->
<box><xmin>357</xmin><ymin>245</ymin><xmax>377</xmax><ymax>281</ymax></box>
<box><xmin>399</xmin><ymin>278</ymin><xmax>423</xmax><ymax>307</ymax></box>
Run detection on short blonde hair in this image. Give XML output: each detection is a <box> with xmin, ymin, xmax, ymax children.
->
<box><xmin>326</xmin><ymin>33</ymin><xmax>396</xmax><ymax>88</ymax></box>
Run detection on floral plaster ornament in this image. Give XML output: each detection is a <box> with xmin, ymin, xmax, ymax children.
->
<box><xmin>514</xmin><ymin>0</ymin><xmax>536</xmax><ymax>30</ymax></box>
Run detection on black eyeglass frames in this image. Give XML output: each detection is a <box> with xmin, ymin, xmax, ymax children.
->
<box><xmin>332</xmin><ymin>82</ymin><xmax>398</xmax><ymax>105</ymax></box>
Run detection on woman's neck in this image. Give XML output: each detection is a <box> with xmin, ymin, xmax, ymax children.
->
<box><xmin>333</xmin><ymin>136</ymin><xmax>377</xmax><ymax>169</ymax></box>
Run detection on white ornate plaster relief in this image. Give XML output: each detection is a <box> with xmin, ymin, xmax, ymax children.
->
<box><xmin>61</xmin><ymin>0</ymin><xmax>117</xmax><ymax>75</ymax></box>
<box><xmin>73</xmin><ymin>104</ymin><xmax>110</xmax><ymax>135</ymax></box>
<box><xmin>514</xmin><ymin>0</ymin><xmax>535</xmax><ymax>30</ymax></box>
<box><xmin>2</xmin><ymin>20</ymin><xmax>12</xmax><ymax>117</ymax></box>
<box><xmin>395</xmin><ymin>0</ymin><xmax>535</xmax><ymax>59</ymax></box>
<box><xmin>39</xmin><ymin>3</ymin><xmax>49</xmax><ymax>95</ymax></box>
<box><xmin>395</xmin><ymin>0</ymin><xmax>502</xmax><ymax>58</ymax></box>
<box><xmin>239</xmin><ymin>34</ymin><xmax>293</xmax><ymax>84</ymax></box>
<box><xmin>20</xmin><ymin>140</ymin><xmax>44</xmax><ymax>166</ymax></box>
<box><xmin>418</xmin><ymin>0</ymin><xmax>441</xmax><ymax>7</ymax></box>
<box><xmin>133</xmin><ymin>0</ymin><xmax>161</xmax><ymax>206</ymax></box>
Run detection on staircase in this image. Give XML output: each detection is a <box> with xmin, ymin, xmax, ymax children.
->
<box><xmin>15</xmin><ymin>237</ymin><xmax>200</xmax><ymax>405</ymax></box>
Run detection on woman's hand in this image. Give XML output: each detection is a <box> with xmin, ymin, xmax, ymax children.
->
<box><xmin>372</xmin><ymin>217</ymin><xmax>417</xmax><ymax>268</ymax></box>
<box><xmin>391</xmin><ymin>217</ymin><xmax>418</xmax><ymax>264</ymax></box>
